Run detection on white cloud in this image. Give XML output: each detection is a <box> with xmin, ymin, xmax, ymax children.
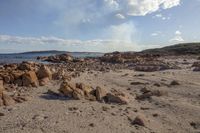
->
<box><xmin>170</xmin><ymin>30</ymin><xmax>184</xmax><ymax>42</ymax></box>
<box><xmin>117</xmin><ymin>0</ymin><xmax>181</xmax><ymax>16</ymax></box>
<box><xmin>151</xmin><ymin>31</ymin><xmax>162</xmax><ymax>36</ymax></box>
<box><xmin>153</xmin><ymin>13</ymin><xmax>171</xmax><ymax>20</ymax></box>
<box><xmin>115</xmin><ymin>13</ymin><xmax>126</xmax><ymax>19</ymax></box>
<box><xmin>151</xmin><ymin>33</ymin><xmax>159</xmax><ymax>36</ymax></box>
<box><xmin>0</xmin><ymin>34</ymin><xmax>142</xmax><ymax>53</ymax></box>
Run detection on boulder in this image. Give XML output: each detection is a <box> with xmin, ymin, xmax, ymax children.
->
<box><xmin>2</xmin><ymin>93</ymin><xmax>15</xmax><ymax>106</ymax></box>
<box><xmin>105</xmin><ymin>90</ymin><xmax>129</xmax><ymax>104</ymax></box>
<box><xmin>72</xmin><ymin>89</ymin><xmax>85</xmax><ymax>100</ymax></box>
<box><xmin>22</xmin><ymin>71</ymin><xmax>39</xmax><ymax>87</ymax></box>
<box><xmin>59</xmin><ymin>81</ymin><xmax>76</xmax><ymax>98</ymax></box>
<box><xmin>37</xmin><ymin>65</ymin><xmax>52</xmax><ymax>80</ymax></box>
<box><xmin>95</xmin><ymin>86</ymin><xmax>107</xmax><ymax>102</ymax></box>
<box><xmin>132</xmin><ymin>115</ymin><xmax>146</xmax><ymax>126</ymax></box>
<box><xmin>18</xmin><ymin>61</ymin><xmax>33</xmax><ymax>71</ymax></box>
<box><xmin>12</xmin><ymin>71</ymin><xmax>23</xmax><ymax>79</ymax></box>
<box><xmin>170</xmin><ymin>80</ymin><xmax>180</xmax><ymax>85</ymax></box>
<box><xmin>76</xmin><ymin>83</ymin><xmax>93</xmax><ymax>94</ymax></box>
<box><xmin>39</xmin><ymin>77</ymin><xmax>50</xmax><ymax>86</ymax></box>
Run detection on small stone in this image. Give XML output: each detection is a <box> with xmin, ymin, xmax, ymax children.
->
<box><xmin>170</xmin><ymin>80</ymin><xmax>180</xmax><ymax>86</ymax></box>
<box><xmin>102</xmin><ymin>106</ymin><xmax>110</xmax><ymax>111</ymax></box>
<box><xmin>132</xmin><ymin>115</ymin><xmax>146</xmax><ymax>126</ymax></box>
<box><xmin>68</xmin><ymin>107</ymin><xmax>78</xmax><ymax>111</ymax></box>
<box><xmin>0</xmin><ymin>112</ymin><xmax>5</xmax><ymax>116</ymax></box>
<box><xmin>89</xmin><ymin>123</ymin><xmax>95</xmax><ymax>127</ymax></box>
<box><xmin>152</xmin><ymin>113</ymin><xmax>158</xmax><ymax>117</ymax></box>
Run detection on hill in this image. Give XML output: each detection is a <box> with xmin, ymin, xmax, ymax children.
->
<box><xmin>142</xmin><ymin>43</ymin><xmax>200</xmax><ymax>55</ymax></box>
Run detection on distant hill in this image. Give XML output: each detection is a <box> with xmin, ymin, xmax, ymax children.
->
<box><xmin>142</xmin><ymin>43</ymin><xmax>200</xmax><ymax>55</ymax></box>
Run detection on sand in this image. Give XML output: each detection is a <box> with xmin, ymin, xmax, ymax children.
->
<box><xmin>0</xmin><ymin>57</ymin><xmax>200</xmax><ymax>133</ymax></box>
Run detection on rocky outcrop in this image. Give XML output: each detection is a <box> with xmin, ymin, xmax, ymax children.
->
<box><xmin>40</xmin><ymin>54</ymin><xmax>74</xmax><ymax>63</ymax></box>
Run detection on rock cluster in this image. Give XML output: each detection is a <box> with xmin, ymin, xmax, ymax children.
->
<box><xmin>38</xmin><ymin>53</ymin><xmax>73</xmax><ymax>63</ymax></box>
<box><xmin>59</xmin><ymin>81</ymin><xmax>129</xmax><ymax>104</ymax></box>
<box><xmin>0</xmin><ymin>62</ymin><xmax>53</xmax><ymax>87</ymax></box>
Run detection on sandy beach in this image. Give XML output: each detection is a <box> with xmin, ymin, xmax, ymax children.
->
<box><xmin>0</xmin><ymin>54</ymin><xmax>200</xmax><ymax>133</ymax></box>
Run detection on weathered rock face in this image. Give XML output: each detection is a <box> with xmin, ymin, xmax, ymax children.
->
<box><xmin>22</xmin><ymin>71</ymin><xmax>39</xmax><ymax>87</ymax></box>
<box><xmin>37</xmin><ymin>65</ymin><xmax>52</xmax><ymax>80</ymax></box>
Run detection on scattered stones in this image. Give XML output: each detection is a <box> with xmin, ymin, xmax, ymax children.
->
<box><xmin>68</xmin><ymin>107</ymin><xmax>79</xmax><ymax>111</ymax></box>
<box><xmin>136</xmin><ymin>89</ymin><xmax>168</xmax><ymax>100</ymax></box>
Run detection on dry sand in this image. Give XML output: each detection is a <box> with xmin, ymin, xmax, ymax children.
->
<box><xmin>0</xmin><ymin>57</ymin><xmax>200</xmax><ymax>133</ymax></box>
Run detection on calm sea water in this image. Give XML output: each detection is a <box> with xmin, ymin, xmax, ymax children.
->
<box><xmin>0</xmin><ymin>52</ymin><xmax>104</xmax><ymax>64</ymax></box>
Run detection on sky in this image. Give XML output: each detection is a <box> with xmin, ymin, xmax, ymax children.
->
<box><xmin>0</xmin><ymin>0</ymin><xmax>200</xmax><ymax>53</ymax></box>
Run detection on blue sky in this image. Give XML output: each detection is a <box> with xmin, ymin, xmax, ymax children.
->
<box><xmin>0</xmin><ymin>0</ymin><xmax>200</xmax><ymax>53</ymax></box>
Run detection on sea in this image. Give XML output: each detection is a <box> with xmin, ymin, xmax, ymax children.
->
<box><xmin>0</xmin><ymin>52</ymin><xmax>104</xmax><ymax>64</ymax></box>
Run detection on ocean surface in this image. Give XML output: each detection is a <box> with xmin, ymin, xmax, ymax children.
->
<box><xmin>0</xmin><ymin>52</ymin><xmax>104</xmax><ymax>64</ymax></box>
